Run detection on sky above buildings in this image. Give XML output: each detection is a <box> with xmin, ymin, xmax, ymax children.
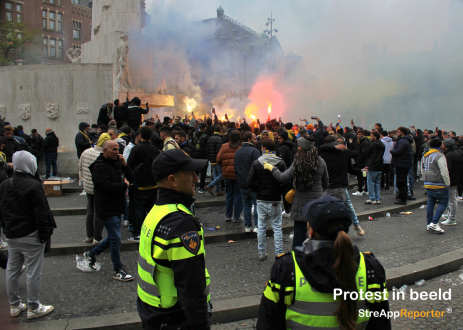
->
<box><xmin>145</xmin><ymin>0</ymin><xmax>453</xmax><ymax>77</ymax></box>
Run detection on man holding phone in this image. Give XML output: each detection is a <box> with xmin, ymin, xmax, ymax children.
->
<box><xmin>301</xmin><ymin>116</ymin><xmax>325</xmax><ymax>148</ymax></box>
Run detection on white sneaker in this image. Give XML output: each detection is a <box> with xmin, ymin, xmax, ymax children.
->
<box><xmin>11</xmin><ymin>303</ymin><xmax>26</xmax><ymax>317</ymax></box>
<box><xmin>253</xmin><ymin>227</ymin><xmax>258</xmax><ymax>233</ymax></box>
<box><xmin>0</xmin><ymin>240</ymin><xmax>8</xmax><ymax>249</ymax></box>
<box><xmin>457</xmin><ymin>196</ymin><xmax>463</xmax><ymax>202</ymax></box>
<box><xmin>259</xmin><ymin>254</ymin><xmax>267</xmax><ymax>261</ymax></box>
<box><xmin>441</xmin><ymin>219</ymin><xmax>457</xmax><ymax>226</ymax></box>
<box><xmin>27</xmin><ymin>304</ymin><xmax>54</xmax><ymax>319</ymax></box>
<box><xmin>354</xmin><ymin>224</ymin><xmax>365</xmax><ymax>236</ymax></box>
<box><xmin>123</xmin><ymin>220</ymin><xmax>129</xmax><ymax>227</ymax></box>
<box><xmin>427</xmin><ymin>223</ymin><xmax>445</xmax><ymax>234</ymax></box>
<box><xmin>442</xmin><ymin>214</ymin><xmax>449</xmax><ymax>219</ymax></box>
<box><xmin>365</xmin><ymin>200</ymin><xmax>373</xmax><ymax>204</ymax></box>
<box><xmin>282</xmin><ymin>211</ymin><xmax>291</xmax><ymax>218</ymax></box>
<box><xmin>245</xmin><ymin>227</ymin><xmax>251</xmax><ymax>233</ymax></box>
<box><xmin>352</xmin><ymin>191</ymin><xmax>364</xmax><ymax>196</ymax></box>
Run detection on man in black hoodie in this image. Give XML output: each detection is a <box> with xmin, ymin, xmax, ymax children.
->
<box><xmin>84</xmin><ymin>140</ymin><xmax>134</xmax><ymax>281</ymax></box>
<box><xmin>205</xmin><ymin>125</ymin><xmax>224</xmax><ymax>196</ymax></box>
<box><xmin>356</xmin><ymin>131</ymin><xmax>385</xmax><ymax>204</ymax></box>
<box><xmin>127</xmin><ymin>127</ymin><xmax>160</xmax><ymax>242</ymax></box>
<box><xmin>174</xmin><ymin>130</ymin><xmax>194</xmax><ymax>157</ymax></box>
<box><xmin>97</xmin><ymin>102</ymin><xmax>114</xmax><ymax>126</ymax></box>
<box><xmin>193</xmin><ymin>123</ymin><xmax>209</xmax><ymax>193</ymax></box>
<box><xmin>277</xmin><ymin>131</ymin><xmax>296</xmax><ymax>217</ymax></box>
<box><xmin>126</xmin><ymin>97</ymin><xmax>150</xmax><ymax>132</ymax></box>
<box><xmin>113</xmin><ymin>98</ymin><xmax>130</xmax><ymax>129</ymax></box>
<box><xmin>352</xmin><ymin>129</ymin><xmax>370</xmax><ymax>197</ymax></box>
<box><xmin>390</xmin><ymin>127</ymin><xmax>414</xmax><ymax>205</ymax></box>
<box><xmin>75</xmin><ymin>122</ymin><xmax>92</xmax><ymax>159</ymax></box>
<box><xmin>42</xmin><ymin>128</ymin><xmax>59</xmax><ymax>179</ymax></box>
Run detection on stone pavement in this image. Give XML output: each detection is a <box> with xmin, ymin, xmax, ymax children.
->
<box><xmin>212</xmin><ymin>269</ymin><xmax>463</xmax><ymax>329</ymax></box>
<box><xmin>1</xmin><ymin>206</ymin><xmax>462</xmax><ymax>326</ymax></box>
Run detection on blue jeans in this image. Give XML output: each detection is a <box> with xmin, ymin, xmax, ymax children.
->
<box><xmin>367</xmin><ymin>171</ymin><xmax>382</xmax><ymax>202</ymax></box>
<box><xmin>91</xmin><ymin>215</ymin><xmax>123</xmax><ymax>271</ymax></box>
<box><xmin>426</xmin><ymin>188</ymin><xmax>449</xmax><ymax>225</ymax></box>
<box><xmin>44</xmin><ymin>152</ymin><xmax>57</xmax><ymax>178</ymax></box>
<box><xmin>240</xmin><ymin>188</ymin><xmax>258</xmax><ymax>228</ymax></box>
<box><xmin>257</xmin><ymin>201</ymin><xmax>283</xmax><ymax>256</ymax></box>
<box><xmin>207</xmin><ymin>164</ymin><xmax>223</xmax><ymax>193</ymax></box>
<box><xmin>224</xmin><ymin>179</ymin><xmax>243</xmax><ymax>220</ymax></box>
<box><xmin>344</xmin><ymin>188</ymin><xmax>359</xmax><ymax>226</ymax></box>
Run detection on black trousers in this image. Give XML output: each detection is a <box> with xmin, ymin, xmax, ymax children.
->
<box><xmin>396</xmin><ymin>167</ymin><xmax>409</xmax><ymax>202</ymax></box>
<box><xmin>356</xmin><ymin>173</ymin><xmax>368</xmax><ymax>192</ymax></box>
<box><xmin>130</xmin><ymin>188</ymin><xmax>157</xmax><ymax>236</ymax></box>
<box><xmin>381</xmin><ymin>164</ymin><xmax>391</xmax><ymax>189</ymax></box>
<box><xmin>0</xmin><ymin>252</ymin><xmax>7</xmax><ymax>269</ymax></box>
<box><xmin>199</xmin><ymin>162</ymin><xmax>208</xmax><ymax>190</ymax></box>
<box><xmin>293</xmin><ymin>221</ymin><xmax>308</xmax><ymax>249</ymax></box>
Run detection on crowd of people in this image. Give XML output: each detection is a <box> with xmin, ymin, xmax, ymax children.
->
<box><xmin>0</xmin><ymin>95</ymin><xmax>461</xmax><ymax>327</ymax></box>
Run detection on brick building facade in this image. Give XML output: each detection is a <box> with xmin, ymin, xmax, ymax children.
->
<box><xmin>0</xmin><ymin>0</ymin><xmax>92</xmax><ymax>64</ymax></box>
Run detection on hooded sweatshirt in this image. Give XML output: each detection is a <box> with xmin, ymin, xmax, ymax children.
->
<box><xmin>13</xmin><ymin>150</ymin><xmax>37</xmax><ymax>176</ymax></box>
<box><xmin>423</xmin><ymin>149</ymin><xmax>450</xmax><ymax>189</ymax></box>
<box><xmin>381</xmin><ymin>136</ymin><xmax>393</xmax><ymax>164</ymax></box>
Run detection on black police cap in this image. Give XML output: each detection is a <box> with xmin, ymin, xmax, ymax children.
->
<box><xmin>152</xmin><ymin>149</ymin><xmax>207</xmax><ymax>181</ymax></box>
<box><xmin>302</xmin><ymin>195</ymin><xmax>351</xmax><ymax>238</ymax></box>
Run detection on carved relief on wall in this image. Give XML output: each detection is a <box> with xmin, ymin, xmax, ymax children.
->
<box><xmin>77</xmin><ymin>107</ymin><xmax>90</xmax><ymax>114</ymax></box>
<box><xmin>67</xmin><ymin>48</ymin><xmax>82</xmax><ymax>64</ymax></box>
<box><xmin>0</xmin><ymin>105</ymin><xmax>5</xmax><ymax>121</ymax></box>
<box><xmin>47</xmin><ymin>103</ymin><xmax>59</xmax><ymax>120</ymax></box>
<box><xmin>19</xmin><ymin>104</ymin><xmax>31</xmax><ymax>120</ymax></box>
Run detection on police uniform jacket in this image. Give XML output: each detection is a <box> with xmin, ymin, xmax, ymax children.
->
<box><xmin>137</xmin><ymin>187</ymin><xmax>210</xmax><ymax>329</ymax></box>
<box><xmin>256</xmin><ymin>239</ymin><xmax>391</xmax><ymax>330</ymax></box>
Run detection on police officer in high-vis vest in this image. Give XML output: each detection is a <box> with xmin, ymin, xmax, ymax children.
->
<box><xmin>137</xmin><ymin>149</ymin><xmax>211</xmax><ymax>330</ymax></box>
<box><xmin>257</xmin><ymin>196</ymin><xmax>391</xmax><ymax>330</ymax></box>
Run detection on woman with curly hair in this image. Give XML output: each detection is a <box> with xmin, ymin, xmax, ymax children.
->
<box><xmin>264</xmin><ymin>135</ymin><xmax>328</xmax><ymax>248</ymax></box>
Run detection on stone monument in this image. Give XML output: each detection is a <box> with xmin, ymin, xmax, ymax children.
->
<box><xmin>66</xmin><ymin>48</ymin><xmax>82</xmax><ymax>64</ymax></box>
<box><xmin>115</xmin><ymin>34</ymin><xmax>134</xmax><ymax>95</ymax></box>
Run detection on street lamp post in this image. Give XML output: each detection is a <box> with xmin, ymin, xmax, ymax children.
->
<box><xmin>263</xmin><ymin>11</ymin><xmax>278</xmax><ymax>72</ymax></box>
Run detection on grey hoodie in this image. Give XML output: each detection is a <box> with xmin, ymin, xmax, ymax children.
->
<box><xmin>381</xmin><ymin>136</ymin><xmax>393</xmax><ymax>164</ymax></box>
<box><xmin>258</xmin><ymin>153</ymin><xmax>283</xmax><ymax>167</ymax></box>
<box><xmin>13</xmin><ymin>150</ymin><xmax>37</xmax><ymax>176</ymax></box>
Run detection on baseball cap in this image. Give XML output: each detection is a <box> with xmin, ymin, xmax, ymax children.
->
<box><xmin>152</xmin><ymin>149</ymin><xmax>208</xmax><ymax>181</ymax></box>
<box><xmin>302</xmin><ymin>195</ymin><xmax>351</xmax><ymax>238</ymax></box>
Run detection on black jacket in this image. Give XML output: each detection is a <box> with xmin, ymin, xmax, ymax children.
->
<box><xmin>126</xmin><ymin>105</ymin><xmax>149</xmax><ymax>128</ymax></box>
<box><xmin>391</xmin><ymin>135</ymin><xmax>413</xmax><ymax>169</ymax></box>
<box><xmin>357</xmin><ymin>139</ymin><xmax>385</xmax><ymax>172</ymax></box>
<box><xmin>75</xmin><ymin>128</ymin><xmax>92</xmax><ymax>158</ymax></box>
<box><xmin>277</xmin><ymin>140</ymin><xmax>296</xmax><ymax>168</ymax></box>
<box><xmin>256</xmin><ymin>242</ymin><xmax>391</xmax><ymax>330</ymax></box>
<box><xmin>319</xmin><ymin>143</ymin><xmax>359</xmax><ymax>188</ymax></box>
<box><xmin>90</xmin><ymin>154</ymin><xmax>134</xmax><ymax>219</ymax></box>
<box><xmin>445</xmin><ymin>148</ymin><xmax>461</xmax><ymax>186</ymax></box>
<box><xmin>180</xmin><ymin>141</ymin><xmax>195</xmax><ymax>157</ymax></box>
<box><xmin>247</xmin><ymin>157</ymin><xmax>287</xmax><ymax>202</ymax></box>
<box><xmin>97</xmin><ymin>103</ymin><xmax>113</xmax><ymax>126</ymax></box>
<box><xmin>4</xmin><ymin>136</ymin><xmax>20</xmax><ymax>162</ymax></box>
<box><xmin>354</xmin><ymin>136</ymin><xmax>370</xmax><ymax>167</ymax></box>
<box><xmin>193</xmin><ymin>131</ymin><xmax>209</xmax><ymax>159</ymax></box>
<box><xmin>137</xmin><ymin>187</ymin><xmax>210</xmax><ymax>330</ymax></box>
<box><xmin>30</xmin><ymin>134</ymin><xmax>44</xmax><ymax>157</ymax></box>
<box><xmin>308</xmin><ymin>120</ymin><xmax>325</xmax><ymax>148</ymax></box>
<box><xmin>114</xmin><ymin>101</ymin><xmax>129</xmax><ymax>128</ymax></box>
<box><xmin>19</xmin><ymin>132</ymin><xmax>31</xmax><ymax>146</ymax></box>
<box><xmin>43</xmin><ymin>131</ymin><xmax>59</xmax><ymax>154</ymax></box>
<box><xmin>127</xmin><ymin>141</ymin><xmax>160</xmax><ymax>188</ymax></box>
<box><xmin>0</xmin><ymin>172</ymin><xmax>56</xmax><ymax>242</ymax></box>
<box><xmin>206</xmin><ymin>133</ymin><xmax>223</xmax><ymax>163</ymax></box>
<box><xmin>150</xmin><ymin>129</ymin><xmax>164</xmax><ymax>151</ymax></box>
<box><xmin>234</xmin><ymin>143</ymin><xmax>261</xmax><ymax>188</ymax></box>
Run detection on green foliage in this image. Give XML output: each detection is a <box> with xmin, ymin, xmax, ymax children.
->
<box><xmin>0</xmin><ymin>20</ymin><xmax>41</xmax><ymax>65</ymax></box>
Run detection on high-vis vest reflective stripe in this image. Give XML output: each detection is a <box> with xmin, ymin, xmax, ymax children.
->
<box><xmin>137</xmin><ymin>203</ymin><xmax>211</xmax><ymax>308</ymax></box>
<box><xmin>285</xmin><ymin>251</ymin><xmax>370</xmax><ymax>330</ymax></box>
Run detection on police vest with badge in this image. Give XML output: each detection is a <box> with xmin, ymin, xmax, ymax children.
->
<box><xmin>137</xmin><ymin>149</ymin><xmax>211</xmax><ymax>329</ymax></box>
<box><xmin>256</xmin><ymin>196</ymin><xmax>391</xmax><ymax>330</ymax></box>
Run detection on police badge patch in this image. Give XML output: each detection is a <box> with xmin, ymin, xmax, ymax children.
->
<box><xmin>181</xmin><ymin>231</ymin><xmax>200</xmax><ymax>255</ymax></box>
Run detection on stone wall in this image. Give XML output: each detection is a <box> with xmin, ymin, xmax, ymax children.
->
<box><xmin>0</xmin><ymin>63</ymin><xmax>112</xmax><ymax>152</ymax></box>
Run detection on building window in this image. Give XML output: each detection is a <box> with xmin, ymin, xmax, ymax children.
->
<box><xmin>73</xmin><ymin>20</ymin><xmax>82</xmax><ymax>39</ymax></box>
<box><xmin>58</xmin><ymin>14</ymin><xmax>63</xmax><ymax>31</ymax></box>
<box><xmin>72</xmin><ymin>0</ymin><xmax>81</xmax><ymax>4</ymax></box>
<box><xmin>6</xmin><ymin>12</ymin><xmax>13</xmax><ymax>21</ymax></box>
<box><xmin>16</xmin><ymin>4</ymin><xmax>22</xmax><ymax>12</ymax></box>
<box><xmin>43</xmin><ymin>18</ymin><xmax>47</xmax><ymax>28</ymax></box>
<box><xmin>17</xmin><ymin>13</ymin><xmax>22</xmax><ymax>23</ymax></box>
<box><xmin>50</xmin><ymin>0</ymin><xmax>55</xmax><ymax>4</ymax></box>
<box><xmin>43</xmin><ymin>38</ymin><xmax>48</xmax><ymax>56</ymax></box>
<box><xmin>49</xmin><ymin>39</ymin><xmax>56</xmax><ymax>57</ymax></box>
<box><xmin>5</xmin><ymin>2</ymin><xmax>13</xmax><ymax>10</ymax></box>
<box><xmin>50</xmin><ymin>20</ymin><xmax>55</xmax><ymax>30</ymax></box>
<box><xmin>58</xmin><ymin>40</ymin><xmax>63</xmax><ymax>58</ymax></box>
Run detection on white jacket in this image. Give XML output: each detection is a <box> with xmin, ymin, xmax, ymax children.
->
<box><xmin>78</xmin><ymin>145</ymin><xmax>103</xmax><ymax>195</ymax></box>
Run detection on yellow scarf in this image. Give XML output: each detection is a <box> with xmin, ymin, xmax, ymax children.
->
<box><xmin>79</xmin><ymin>130</ymin><xmax>90</xmax><ymax>142</ymax></box>
<box><xmin>119</xmin><ymin>133</ymin><xmax>128</xmax><ymax>139</ymax></box>
<box><xmin>0</xmin><ymin>151</ymin><xmax>6</xmax><ymax>163</ymax></box>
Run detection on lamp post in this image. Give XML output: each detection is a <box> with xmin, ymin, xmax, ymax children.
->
<box><xmin>263</xmin><ymin>11</ymin><xmax>278</xmax><ymax>72</ymax></box>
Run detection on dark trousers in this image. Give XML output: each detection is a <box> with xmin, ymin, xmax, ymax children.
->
<box><xmin>381</xmin><ymin>164</ymin><xmax>391</xmax><ymax>189</ymax></box>
<box><xmin>44</xmin><ymin>152</ymin><xmax>58</xmax><ymax>178</ymax></box>
<box><xmin>130</xmin><ymin>188</ymin><xmax>157</xmax><ymax>236</ymax></box>
<box><xmin>396</xmin><ymin>167</ymin><xmax>409</xmax><ymax>202</ymax></box>
<box><xmin>86</xmin><ymin>194</ymin><xmax>104</xmax><ymax>241</ymax></box>
<box><xmin>0</xmin><ymin>252</ymin><xmax>7</xmax><ymax>269</ymax></box>
<box><xmin>293</xmin><ymin>221</ymin><xmax>308</xmax><ymax>249</ymax></box>
<box><xmin>389</xmin><ymin>165</ymin><xmax>395</xmax><ymax>187</ymax></box>
<box><xmin>199</xmin><ymin>161</ymin><xmax>208</xmax><ymax>190</ymax></box>
<box><xmin>356</xmin><ymin>172</ymin><xmax>368</xmax><ymax>192</ymax></box>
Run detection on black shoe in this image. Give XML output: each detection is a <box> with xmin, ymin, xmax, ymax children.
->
<box><xmin>395</xmin><ymin>195</ymin><xmax>400</xmax><ymax>200</ymax></box>
<box><xmin>394</xmin><ymin>200</ymin><xmax>407</xmax><ymax>205</ymax></box>
<box><xmin>113</xmin><ymin>268</ymin><xmax>134</xmax><ymax>282</ymax></box>
<box><xmin>407</xmin><ymin>196</ymin><xmax>416</xmax><ymax>201</ymax></box>
<box><xmin>410</xmin><ymin>190</ymin><xmax>414</xmax><ymax>197</ymax></box>
<box><xmin>83</xmin><ymin>251</ymin><xmax>97</xmax><ymax>271</ymax></box>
